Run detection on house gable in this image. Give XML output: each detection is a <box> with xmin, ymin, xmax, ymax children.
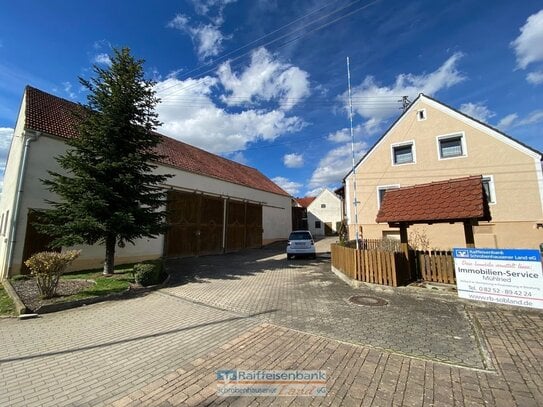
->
<box><xmin>344</xmin><ymin>94</ymin><xmax>542</xmax><ymax>181</ymax></box>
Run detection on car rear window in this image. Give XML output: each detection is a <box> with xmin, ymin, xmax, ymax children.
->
<box><xmin>289</xmin><ymin>232</ymin><xmax>312</xmax><ymax>240</ymax></box>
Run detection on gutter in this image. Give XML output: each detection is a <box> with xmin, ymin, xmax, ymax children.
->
<box><xmin>2</xmin><ymin>129</ymin><xmax>40</xmax><ymax>278</ymax></box>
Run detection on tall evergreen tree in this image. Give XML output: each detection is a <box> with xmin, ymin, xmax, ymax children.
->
<box><xmin>40</xmin><ymin>48</ymin><xmax>171</xmax><ymax>275</ymax></box>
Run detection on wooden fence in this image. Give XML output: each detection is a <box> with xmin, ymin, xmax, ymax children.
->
<box><xmin>416</xmin><ymin>250</ymin><xmax>455</xmax><ymax>284</ymax></box>
<box><xmin>331</xmin><ymin>244</ymin><xmax>411</xmax><ymax>287</ymax></box>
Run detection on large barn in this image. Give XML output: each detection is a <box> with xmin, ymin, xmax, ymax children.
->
<box><xmin>0</xmin><ymin>87</ymin><xmax>293</xmax><ymax>278</ymax></box>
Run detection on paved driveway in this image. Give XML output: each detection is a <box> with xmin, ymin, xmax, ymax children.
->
<box><xmin>0</xmin><ymin>242</ymin><xmax>542</xmax><ymax>406</ymax></box>
<box><xmin>164</xmin><ymin>246</ymin><xmax>485</xmax><ymax>369</ymax></box>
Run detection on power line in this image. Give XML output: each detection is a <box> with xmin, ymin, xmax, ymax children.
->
<box><xmin>158</xmin><ymin>0</ymin><xmax>382</xmax><ymax>100</ymax></box>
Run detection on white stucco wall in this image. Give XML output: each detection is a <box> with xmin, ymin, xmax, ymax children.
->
<box><xmin>0</xmin><ymin>93</ymin><xmax>27</xmax><ymax>279</ymax></box>
<box><xmin>306</xmin><ymin>189</ymin><xmax>342</xmax><ymax>236</ymax></box>
<box><xmin>2</xmin><ymin>132</ymin><xmax>292</xmax><ymax>276</ymax></box>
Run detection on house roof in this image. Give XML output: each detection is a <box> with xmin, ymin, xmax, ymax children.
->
<box><xmin>295</xmin><ymin>197</ymin><xmax>316</xmax><ymax>208</ymax></box>
<box><xmin>343</xmin><ymin>94</ymin><xmax>542</xmax><ymax>181</ymax></box>
<box><xmin>376</xmin><ymin>176</ymin><xmax>491</xmax><ymax>225</ymax></box>
<box><xmin>24</xmin><ymin>86</ymin><xmax>290</xmax><ymax>197</ymax></box>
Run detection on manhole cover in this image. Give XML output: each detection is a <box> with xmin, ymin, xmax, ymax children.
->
<box><xmin>348</xmin><ymin>295</ymin><xmax>388</xmax><ymax>306</ymax></box>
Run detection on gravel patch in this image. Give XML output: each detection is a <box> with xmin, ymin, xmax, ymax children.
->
<box><xmin>11</xmin><ymin>278</ymin><xmax>94</xmax><ymax>312</ymax></box>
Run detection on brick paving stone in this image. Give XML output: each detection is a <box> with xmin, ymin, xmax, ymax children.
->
<box><xmin>1</xmin><ymin>244</ymin><xmax>542</xmax><ymax>406</ymax></box>
<box><xmin>107</xmin><ymin>319</ymin><xmax>543</xmax><ymax>407</ymax></box>
<box><xmin>163</xmin><ymin>248</ymin><xmax>488</xmax><ymax>369</ymax></box>
<box><xmin>0</xmin><ymin>290</ymin><xmax>257</xmax><ymax>406</ymax></box>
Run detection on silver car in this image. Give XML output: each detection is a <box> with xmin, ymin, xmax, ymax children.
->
<box><xmin>286</xmin><ymin>230</ymin><xmax>316</xmax><ymax>259</ymax></box>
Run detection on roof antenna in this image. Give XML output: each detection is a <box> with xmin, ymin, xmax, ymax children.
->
<box><xmin>347</xmin><ymin>57</ymin><xmax>360</xmax><ymax>250</ymax></box>
<box><xmin>398</xmin><ymin>95</ymin><xmax>410</xmax><ymax>111</ymax></box>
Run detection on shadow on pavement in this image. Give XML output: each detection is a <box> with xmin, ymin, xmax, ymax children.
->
<box><xmin>165</xmin><ymin>248</ymin><xmax>330</xmax><ymax>286</ymax></box>
<box><xmin>0</xmin><ymin>308</ymin><xmax>276</xmax><ymax>364</ymax></box>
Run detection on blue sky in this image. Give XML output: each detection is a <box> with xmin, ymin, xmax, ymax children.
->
<box><xmin>1</xmin><ymin>0</ymin><xmax>542</xmax><ymax>196</ymax></box>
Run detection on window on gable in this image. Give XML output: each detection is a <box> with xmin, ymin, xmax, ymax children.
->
<box><xmin>315</xmin><ymin>221</ymin><xmax>322</xmax><ymax>228</ymax></box>
<box><xmin>392</xmin><ymin>143</ymin><xmax>414</xmax><ymax>165</ymax></box>
<box><xmin>482</xmin><ymin>176</ymin><xmax>496</xmax><ymax>204</ymax></box>
<box><xmin>321</xmin><ymin>204</ymin><xmax>326</xmax><ymax>208</ymax></box>
<box><xmin>377</xmin><ymin>185</ymin><xmax>400</xmax><ymax>208</ymax></box>
<box><xmin>439</xmin><ymin>135</ymin><xmax>464</xmax><ymax>158</ymax></box>
<box><xmin>417</xmin><ymin>109</ymin><xmax>426</xmax><ymax>121</ymax></box>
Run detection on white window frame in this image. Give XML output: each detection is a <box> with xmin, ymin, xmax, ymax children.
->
<box><xmin>376</xmin><ymin>184</ymin><xmax>400</xmax><ymax>209</ymax></box>
<box><xmin>417</xmin><ymin>108</ymin><xmax>427</xmax><ymax>121</ymax></box>
<box><xmin>390</xmin><ymin>140</ymin><xmax>416</xmax><ymax>166</ymax></box>
<box><xmin>436</xmin><ymin>132</ymin><xmax>467</xmax><ymax>160</ymax></box>
<box><xmin>482</xmin><ymin>175</ymin><xmax>496</xmax><ymax>205</ymax></box>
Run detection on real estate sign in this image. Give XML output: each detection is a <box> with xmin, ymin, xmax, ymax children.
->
<box><xmin>453</xmin><ymin>248</ymin><xmax>543</xmax><ymax>310</ymax></box>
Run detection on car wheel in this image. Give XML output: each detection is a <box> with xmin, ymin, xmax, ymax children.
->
<box><xmin>287</xmin><ymin>254</ymin><xmax>292</xmax><ymax>260</ymax></box>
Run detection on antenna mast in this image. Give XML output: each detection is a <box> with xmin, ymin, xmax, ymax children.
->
<box><xmin>347</xmin><ymin>57</ymin><xmax>360</xmax><ymax>250</ymax></box>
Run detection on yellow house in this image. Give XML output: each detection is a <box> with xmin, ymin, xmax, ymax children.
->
<box><xmin>344</xmin><ymin>94</ymin><xmax>543</xmax><ymax>250</ymax></box>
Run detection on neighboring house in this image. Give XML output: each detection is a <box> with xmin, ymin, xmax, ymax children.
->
<box><xmin>0</xmin><ymin>87</ymin><xmax>292</xmax><ymax>278</ymax></box>
<box><xmin>297</xmin><ymin>189</ymin><xmax>343</xmax><ymax>236</ymax></box>
<box><xmin>344</xmin><ymin>94</ymin><xmax>543</xmax><ymax>250</ymax></box>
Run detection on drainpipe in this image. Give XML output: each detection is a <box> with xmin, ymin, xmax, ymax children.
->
<box><xmin>2</xmin><ymin>130</ymin><xmax>40</xmax><ymax>277</ymax></box>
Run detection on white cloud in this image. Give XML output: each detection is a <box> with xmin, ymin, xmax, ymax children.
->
<box><xmin>168</xmin><ymin>14</ymin><xmax>228</xmax><ymax>60</ymax></box>
<box><xmin>327</xmin><ymin>124</ymin><xmax>365</xmax><ymax>143</ymax></box>
<box><xmin>497</xmin><ymin>111</ymin><xmax>543</xmax><ymax>130</ymax></box>
<box><xmin>309</xmin><ymin>141</ymin><xmax>368</xmax><ymax>189</ymax></box>
<box><xmin>218</xmin><ymin>47</ymin><xmax>310</xmax><ymax>111</ymax></box>
<box><xmin>283</xmin><ymin>153</ymin><xmax>304</xmax><ymax>168</ymax></box>
<box><xmin>511</xmin><ymin>10</ymin><xmax>543</xmax><ymax>69</ymax></box>
<box><xmin>527</xmin><ymin>70</ymin><xmax>543</xmax><ymax>85</ymax></box>
<box><xmin>497</xmin><ymin>113</ymin><xmax>518</xmax><ymax>130</ymax></box>
<box><xmin>305</xmin><ymin>187</ymin><xmax>324</xmax><ymax>197</ymax></box>
<box><xmin>188</xmin><ymin>0</ymin><xmax>237</xmax><ymax>24</ymax></box>
<box><xmin>521</xmin><ymin>110</ymin><xmax>543</xmax><ymax>126</ymax></box>
<box><xmin>154</xmin><ymin>77</ymin><xmax>306</xmax><ymax>154</ymax></box>
<box><xmin>271</xmin><ymin>176</ymin><xmax>301</xmax><ymax>196</ymax></box>
<box><xmin>346</xmin><ymin>53</ymin><xmax>465</xmax><ymax>132</ymax></box>
<box><xmin>459</xmin><ymin>102</ymin><xmax>495</xmax><ymax>123</ymax></box>
<box><xmin>62</xmin><ymin>81</ymin><xmax>76</xmax><ymax>99</ymax></box>
<box><xmin>226</xmin><ymin>151</ymin><xmax>248</xmax><ymax>165</ymax></box>
<box><xmin>93</xmin><ymin>53</ymin><xmax>112</xmax><ymax>66</ymax></box>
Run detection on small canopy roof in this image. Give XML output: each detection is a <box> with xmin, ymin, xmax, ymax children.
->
<box><xmin>376</xmin><ymin>176</ymin><xmax>491</xmax><ymax>226</ymax></box>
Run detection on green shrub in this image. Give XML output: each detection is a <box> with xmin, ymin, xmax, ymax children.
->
<box><xmin>134</xmin><ymin>260</ymin><xmax>166</xmax><ymax>287</ymax></box>
<box><xmin>24</xmin><ymin>250</ymin><xmax>81</xmax><ymax>299</ymax></box>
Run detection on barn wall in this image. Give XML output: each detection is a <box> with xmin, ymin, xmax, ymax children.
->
<box><xmin>5</xmin><ymin>134</ymin><xmax>291</xmax><ymax>275</ymax></box>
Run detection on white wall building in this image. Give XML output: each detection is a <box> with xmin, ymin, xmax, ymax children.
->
<box><xmin>0</xmin><ymin>87</ymin><xmax>293</xmax><ymax>278</ymax></box>
<box><xmin>305</xmin><ymin>189</ymin><xmax>343</xmax><ymax>236</ymax></box>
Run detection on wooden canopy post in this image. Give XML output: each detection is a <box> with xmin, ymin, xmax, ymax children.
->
<box><xmin>463</xmin><ymin>220</ymin><xmax>475</xmax><ymax>248</ymax></box>
<box><xmin>399</xmin><ymin>222</ymin><xmax>411</xmax><ymax>279</ymax></box>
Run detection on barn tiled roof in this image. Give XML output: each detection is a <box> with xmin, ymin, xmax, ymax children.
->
<box><xmin>296</xmin><ymin>197</ymin><xmax>316</xmax><ymax>208</ymax></box>
<box><xmin>376</xmin><ymin>176</ymin><xmax>491</xmax><ymax>224</ymax></box>
<box><xmin>24</xmin><ymin>86</ymin><xmax>290</xmax><ymax>197</ymax></box>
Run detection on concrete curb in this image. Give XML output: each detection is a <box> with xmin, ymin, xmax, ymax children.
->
<box><xmin>1</xmin><ymin>278</ymin><xmax>29</xmax><ymax>315</ymax></box>
<box><xmin>331</xmin><ymin>266</ymin><xmax>363</xmax><ymax>288</ymax></box>
<box><xmin>35</xmin><ymin>272</ymin><xmax>171</xmax><ymax>314</ymax></box>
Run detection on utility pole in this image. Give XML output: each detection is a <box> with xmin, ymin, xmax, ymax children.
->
<box><xmin>346</xmin><ymin>57</ymin><xmax>360</xmax><ymax>250</ymax></box>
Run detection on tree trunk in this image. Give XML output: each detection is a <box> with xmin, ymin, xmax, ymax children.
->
<box><xmin>103</xmin><ymin>234</ymin><xmax>116</xmax><ymax>275</ymax></box>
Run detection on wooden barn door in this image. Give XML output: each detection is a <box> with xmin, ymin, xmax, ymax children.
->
<box><xmin>198</xmin><ymin>196</ymin><xmax>224</xmax><ymax>255</ymax></box>
<box><xmin>226</xmin><ymin>201</ymin><xmax>262</xmax><ymax>252</ymax></box>
<box><xmin>165</xmin><ymin>191</ymin><xmax>199</xmax><ymax>257</ymax></box>
<box><xmin>245</xmin><ymin>203</ymin><xmax>262</xmax><ymax>249</ymax></box>
<box><xmin>21</xmin><ymin>210</ymin><xmax>59</xmax><ymax>274</ymax></box>
<box><xmin>226</xmin><ymin>201</ymin><xmax>246</xmax><ymax>252</ymax></box>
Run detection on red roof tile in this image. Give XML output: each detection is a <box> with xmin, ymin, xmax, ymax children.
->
<box><xmin>296</xmin><ymin>197</ymin><xmax>316</xmax><ymax>208</ymax></box>
<box><xmin>24</xmin><ymin>86</ymin><xmax>289</xmax><ymax>197</ymax></box>
<box><xmin>376</xmin><ymin>176</ymin><xmax>491</xmax><ymax>224</ymax></box>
